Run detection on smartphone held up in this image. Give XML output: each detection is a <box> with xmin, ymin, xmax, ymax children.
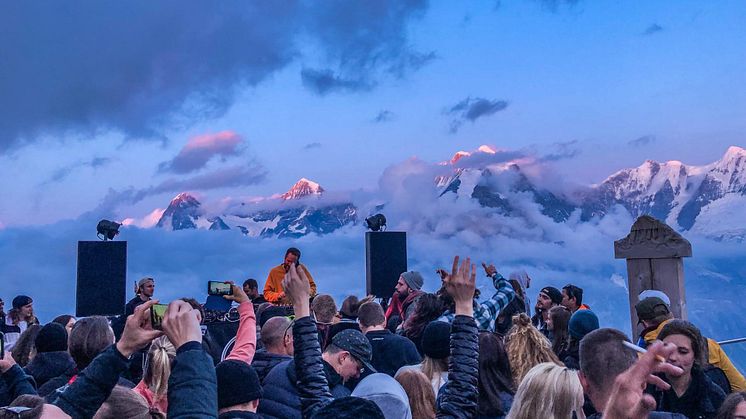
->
<box><xmin>150</xmin><ymin>304</ymin><xmax>168</xmax><ymax>330</ymax></box>
<box><xmin>208</xmin><ymin>281</ymin><xmax>233</xmax><ymax>296</ymax></box>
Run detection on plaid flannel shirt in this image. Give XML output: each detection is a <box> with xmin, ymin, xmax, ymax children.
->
<box><xmin>437</xmin><ymin>272</ymin><xmax>515</xmax><ymax>331</ymax></box>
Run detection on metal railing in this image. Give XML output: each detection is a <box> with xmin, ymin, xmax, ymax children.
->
<box><xmin>717</xmin><ymin>337</ymin><xmax>746</xmax><ymax>346</ymax></box>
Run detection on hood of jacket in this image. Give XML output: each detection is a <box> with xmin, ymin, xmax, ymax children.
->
<box><xmin>351</xmin><ymin>373</ymin><xmax>412</xmax><ymax>419</ymax></box>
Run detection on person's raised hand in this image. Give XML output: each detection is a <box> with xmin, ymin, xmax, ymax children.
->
<box><xmin>445</xmin><ymin>255</ymin><xmax>476</xmax><ymax>317</ymax></box>
<box><xmin>223</xmin><ymin>281</ymin><xmax>250</xmax><ymax>304</ymax></box>
<box><xmin>603</xmin><ymin>341</ymin><xmax>683</xmax><ymax>419</ymax></box>
<box><xmin>161</xmin><ymin>300</ymin><xmax>202</xmax><ymax>350</ymax></box>
<box><xmin>116</xmin><ymin>300</ymin><xmax>163</xmax><ymax>358</ymax></box>
<box><xmin>0</xmin><ymin>350</ymin><xmax>17</xmax><ymax>373</ymax></box>
<box><xmin>282</xmin><ymin>263</ymin><xmax>311</xmax><ymax>317</ymax></box>
<box><xmin>481</xmin><ymin>262</ymin><xmax>497</xmax><ymax>277</ymax></box>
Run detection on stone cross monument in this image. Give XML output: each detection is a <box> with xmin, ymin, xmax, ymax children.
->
<box><xmin>614</xmin><ymin>215</ymin><xmax>692</xmax><ymax>337</ymax></box>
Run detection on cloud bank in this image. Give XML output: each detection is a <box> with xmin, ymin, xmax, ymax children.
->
<box><xmin>446</xmin><ymin>97</ymin><xmax>509</xmax><ymax>133</ymax></box>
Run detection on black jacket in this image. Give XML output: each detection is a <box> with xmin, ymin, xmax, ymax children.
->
<box><xmin>166</xmin><ymin>341</ymin><xmax>218</xmax><ymax>419</ymax></box>
<box><xmin>24</xmin><ymin>351</ymin><xmax>76</xmax><ymax>389</ymax></box>
<box><xmin>649</xmin><ymin>365</ymin><xmax>726</xmax><ymax>419</ymax></box>
<box><xmin>365</xmin><ymin>329</ymin><xmax>421</xmax><ymax>377</ymax></box>
<box><xmin>219</xmin><ymin>412</ymin><xmax>263</xmax><ymax>419</ymax></box>
<box><xmin>436</xmin><ymin>315</ymin><xmax>479</xmax><ymax>419</ymax></box>
<box><xmin>0</xmin><ymin>364</ymin><xmax>37</xmax><ymax>407</ymax></box>
<box><xmin>40</xmin><ymin>365</ymin><xmax>134</xmax><ymax>399</ymax></box>
<box><xmin>251</xmin><ymin>349</ymin><xmax>291</xmax><ymax>383</ymax></box>
<box><xmin>259</xmin><ymin>357</ymin><xmax>350</xmax><ymax>418</ymax></box>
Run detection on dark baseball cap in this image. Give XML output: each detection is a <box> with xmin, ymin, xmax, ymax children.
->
<box><xmin>635</xmin><ymin>297</ymin><xmax>670</xmax><ymax>322</ymax></box>
<box><xmin>331</xmin><ymin>329</ymin><xmax>376</xmax><ymax>373</ymax></box>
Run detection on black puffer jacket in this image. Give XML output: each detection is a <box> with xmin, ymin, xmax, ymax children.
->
<box><xmin>24</xmin><ymin>351</ymin><xmax>76</xmax><ymax>389</ymax></box>
<box><xmin>251</xmin><ymin>349</ymin><xmax>291</xmax><ymax>383</ymax></box>
<box><xmin>437</xmin><ymin>315</ymin><xmax>479</xmax><ymax>419</ymax></box>
<box><xmin>293</xmin><ymin>316</ymin><xmax>335</xmax><ymax>417</ymax></box>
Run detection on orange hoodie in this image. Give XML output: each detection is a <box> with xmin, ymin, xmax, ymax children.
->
<box><xmin>263</xmin><ymin>263</ymin><xmax>317</xmax><ymax>303</ymax></box>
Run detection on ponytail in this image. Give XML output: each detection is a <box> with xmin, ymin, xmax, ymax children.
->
<box><xmin>144</xmin><ymin>336</ymin><xmax>176</xmax><ymax>398</ymax></box>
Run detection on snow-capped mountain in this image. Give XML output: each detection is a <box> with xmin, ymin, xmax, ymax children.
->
<box><xmin>436</xmin><ymin>145</ymin><xmax>746</xmax><ymax>238</ymax></box>
<box><xmin>281</xmin><ymin>178</ymin><xmax>324</xmax><ymax>200</ymax></box>
<box><xmin>581</xmin><ymin>145</ymin><xmax>746</xmax><ymax>231</ymax></box>
<box><xmin>153</xmin><ymin>146</ymin><xmax>746</xmax><ymax>240</ymax></box>
<box><xmin>155</xmin><ymin>193</ymin><xmax>228</xmax><ymax>231</ymax></box>
<box><xmin>156</xmin><ymin>179</ymin><xmax>356</xmax><ymax>238</ymax></box>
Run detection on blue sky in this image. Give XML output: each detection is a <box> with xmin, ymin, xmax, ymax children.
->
<box><xmin>1</xmin><ymin>0</ymin><xmax>745</xmax><ymax>226</ymax></box>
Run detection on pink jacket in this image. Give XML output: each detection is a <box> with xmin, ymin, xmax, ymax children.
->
<box><xmin>226</xmin><ymin>301</ymin><xmax>257</xmax><ymax>363</ymax></box>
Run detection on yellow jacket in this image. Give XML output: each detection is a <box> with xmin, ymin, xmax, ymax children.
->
<box><xmin>263</xmin><ymin>263</ymin><xmax>317</xmax><ymax>304</ymax></box>
<box><xmin>643</xmin><ymin>318</ymin><xmax>745</xmax><ymax>392</ymax></box>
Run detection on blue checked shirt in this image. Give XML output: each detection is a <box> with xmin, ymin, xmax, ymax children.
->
<box><xmin>437</xmin><ymin>272</ymin><xmax>515</xmax><ymax>331</ymax></box>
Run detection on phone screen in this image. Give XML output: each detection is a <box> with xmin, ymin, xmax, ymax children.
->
<box><xmin>208</xmin><ymin>281</ymin><xmax>233</xmax><ymax>296</ymax></box>
<box><xmin>150</xmin><ymin>304</ymin><xmax>168</xmax><ymax>330</ymax></box>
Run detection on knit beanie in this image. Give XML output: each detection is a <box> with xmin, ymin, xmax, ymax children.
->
<box><xmin>539</xmin><ymin>287</ymin><xmax>562</xmax><ymax>305</ymax></box>
<box><xmin>216</xmin><ymin>360</ymin><xmax>263</xmax><ymax>409</ymax></box>
<box><xmin>569</xmin><ymin>310</ymin><xmax>600</xmax><ymax>340</ymax></box>
<box><xmin>12</xmin><ymin>295</ymin><xmax>32</xmax><ymax>310</ymax></box>
<box><xmin>35</xmin><ymin>323</ymin><xmax>68</xmax><ymax>353</ymax></box>
<box><xmin>421</xmin><ymin>321</ymin><xmax>451</xmax><ymax>359</ymax></box>
<box><xmin>310</xmin><ymin>396</ymin><xmax>385</xmax><ymax>419</ymax></box>
<box><xmin>400</xmin><ymin>271</ymin><xmax>424</xmax><ymax>291</ymax></box>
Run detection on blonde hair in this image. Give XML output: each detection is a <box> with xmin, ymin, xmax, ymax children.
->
<box><xmin>395</xmin><ymin>369</ymin><xmax>436</xmax><ymax>419</ymax></box>
<box><xmin>143</xmin><ymin>336</ymin><xmax>176</xmax><ymax>400</ymax></box>
<box><xmin>506</xmin><ymin>363</ymin><xmax>586</xmax><ymax>419</ymax></box>
<box><xmin>505</xmin><ymin>313</ymin><xmax>563</xmax><ymax>387</ymax></box>
<box><xmin>421</xmin><ymin>355</ymin><xmax>449</xmax><ymax>388</ymax></box>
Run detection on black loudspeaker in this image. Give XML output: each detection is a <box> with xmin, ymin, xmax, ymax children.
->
<box><xmin>76</xmin><ymin>241</ymin><xmax>127</xmax><ymax>317</ymax></box>
<box><xmin>365</xmin><ymin>232</ymin><xmax>407</xmax><ymax>297</ymax></box>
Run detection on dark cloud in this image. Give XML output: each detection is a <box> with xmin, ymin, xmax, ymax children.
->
<box><xmin>0</xmin><ymin>1</ymin><xmax>430</xmax><ymax>151</ymax></box>
<box><xmin>159</xmin><ymin>131</ymin><xmax>244</xmax><ymax>174</ymax></box>
<box><xmin>92</xmin><ymin>162</ymin><xmax>267</xmax><ymax>213</ymax></box>
<box><xmin>643</xmin><ymin>23</ymin><xmax>664</xmax><ymax>36</ymax></box>
<box><xmin>372</xmin><ymin>110</ymin><xmax>395</xmax><ymax>123</ymax></box>
<box><xmin>303</xmin><ymin>142</ymin><xmax>322</xmax><ymax>150</ymax></box>
<box><xmin>541</xmin><ymin>140</ymin><xmax>582</xmax><ymax>162</ymax></box>
<box><xmin>446</xmin><ymin>97</ymin><xmax>509</xmax><ymax>133</ymax></box>
<box><xmin>301</xmin><ymin>69</ymin><xmax>374</xmax><ymax>95</ymax></box>
<box><xmin>628</xmin><ymin>135</ymin><xmax>656</xmax><ymax>147</ymax></box>
<box><xmin>43</xmin><ymin>157</ymin><xmax>112</xmax><ymax>184</ymax></box>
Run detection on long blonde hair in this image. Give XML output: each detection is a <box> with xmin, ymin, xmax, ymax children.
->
<box><xmin>505</xmin><ymin>313</ymin><xmax>562</xmax><ymax>387</ymax></box>
<box><xmin>421</xmin><ymin>355</ymin><xmax>449</xmax><ymax>386</ymax></box>
<box><xmin>506</xmin><ymin>362</ymin><xmax>586</xmax><ymax>419</ymax></box>
<box><xmin>144</xmin><ymin>336</ymin><xmax>176</xmax><ymax>399</ymax></box>
<box><xmin>396</xmin><ymin>369</ymin><xmax>436</xmax><ymax>419</ymax></box>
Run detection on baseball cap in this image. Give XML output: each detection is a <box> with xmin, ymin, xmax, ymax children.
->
<box><xmin>635</xmin><ymin>297</ymin><xmax>670</xmax><ymax>322</ymax></box>
<box><xmin>331</xmin><ymin>329</ymin><xmax>376</xmax><ymax>373</ymax></box>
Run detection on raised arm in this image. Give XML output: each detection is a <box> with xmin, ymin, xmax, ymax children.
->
<box><xmin>284</xmin><ymin>263</ymin><xmax>334</xmax><ymax>417</ymax></box>
<box><xmin>1</xmin><ymin>352</ymin><xmax>37</xmax><ymax>401</ymax></box>
<box><xmin>224</xmin><ymin>283</ymin><xmax>257</xmax><ymax>364</ymax></box>
<box><xmin>164</xmin><ymin>300</ymin><xmax>217</xmax><ymax>419</ymax></box>
<box><xmin>472</xmin><ymin>263</ymin><xmax>515</xmax><ymax>330</ymax></box>
<box><xmin>437</xmin><ymin>256</ymin><xmax>479</xmax><ymax>419</ymax></box>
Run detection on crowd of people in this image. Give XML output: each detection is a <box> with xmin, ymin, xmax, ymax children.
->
<box><xmin>1</xmin><ymin>247</ymin><xmax>746</xmax><ymax>419</ymax></box>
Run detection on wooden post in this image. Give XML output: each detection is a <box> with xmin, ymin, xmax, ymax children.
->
<box><xmin>614</xmin><ymin>215</ymin><xmax>692</xmax><ymax>337</ymax></box>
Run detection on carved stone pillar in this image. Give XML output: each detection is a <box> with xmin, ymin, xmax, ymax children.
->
<box><xmin>614</xmin><ymin>215</ymin><xmax>692</xmax><ymax>337</ymax></box>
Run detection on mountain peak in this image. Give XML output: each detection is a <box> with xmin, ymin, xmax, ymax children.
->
<box><xmin>281</xmin><ymin>178</ymin><xmax>324</xmax><ymax>200</ymax></box>
<box><xmin>722</xmin><ymin>146</ymin><xmax>746</xmax><ymax>161</ymax></box>
<box><xmin>169</xmin><ymin>192</ymin><xmax>200</xmax><ymax>207</ymax></box>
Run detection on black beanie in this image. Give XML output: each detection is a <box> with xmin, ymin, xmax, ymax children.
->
<box><xmin>421</xmin><ymin>321</ymin><xmax>451</xmax><ymax>359</ymax></box>
<box><xmin>216</xmin><ymin>360</ymin><xmax>263</xmax><ymax>409</ymax></box>
<box><xmin>540</xmin><ymin>286</ymin><xmax>563</xmax><ymax>305</ymax></box>
<box><xmin>311</xmin><ymin>396</ymin><xmax>384</xmax><ymax>419</ymax></box>
<box><xmin>35</xmin><ymin>323</ymin><xmax>68</xmax><ymax>353</ymax></box>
